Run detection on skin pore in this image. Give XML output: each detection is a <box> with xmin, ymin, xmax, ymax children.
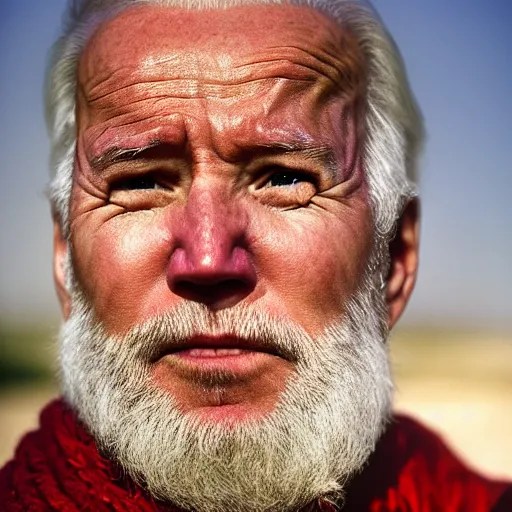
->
<box><xmin>54</xmin><ymin>4</ymin><xmax>418</xmax><ymax>423</ymax></box>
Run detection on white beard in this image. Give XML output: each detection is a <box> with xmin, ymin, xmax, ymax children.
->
<box><xmin>59</xmin><ymin>272</ymin><xmax>393</xmax><ymax>512</ymax></box>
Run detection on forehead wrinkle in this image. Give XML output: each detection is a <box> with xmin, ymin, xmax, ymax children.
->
<box><xmin>85</xmin><ymin>78</ymin><xmax>199</xmax><ymax>105</ymax></box>
<box><xmin>79</xmin><ymin>6</ymin><xmax>366</xmax><ymax>104</ymax></box>
<box><xmin>83</xmin><ymin>77</ymin><xmax>325</xmax><ymax>118</ymax></box>
<box><xmin>233</xmin><ymin>54</ymin><xmax>341</xmax><ymax>92</ymax></box>
<box><xmin>84</xmin><ymin>61</ymin><xmax>322</xmax><ymax>105</ymax></box>
<box><xmin>81</xmin><ymin>63</ymin><xmax>134</xmax><ymax>100</ymax></box>
<box><xmin>84</xmin><ymin>48</ymin><xmax>359</xmax><ymax>106</ymax></box>
<box><xmin>77</xmin><ymin>4</ymin><xmax>365</xmax><ymax>181</ymax></box>
<box><xmin>242</xmin><ymin>39</ymin><xmax>364</xmax><ymax>93</ymax></box>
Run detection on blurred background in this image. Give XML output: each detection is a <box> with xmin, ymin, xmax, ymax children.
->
<box><xmin>1</xmin><ymin>0</ymin><xmax>511</xmax><ymax>479</ymax></box>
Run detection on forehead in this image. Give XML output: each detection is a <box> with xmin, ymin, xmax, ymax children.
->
<box><xmin>79</xmin><ymin>4</ymin><xmax>364</xmax><ymax>92</ymax></box>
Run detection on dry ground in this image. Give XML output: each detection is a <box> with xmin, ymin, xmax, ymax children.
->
<box><xmin>1</xmin><ymin>329</ymin><xmax>511</xmax><ymax>479</ymax></box>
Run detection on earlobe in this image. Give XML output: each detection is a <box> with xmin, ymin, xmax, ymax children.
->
<box><xmin>53</xmin><ymin>220</ymin><xmax>71</xmax><ymax>320</ymax></box>
<box><xmin>385</xmin><ymin>199</ymin><xmax>420</xmax><ymax>329</ymax></box>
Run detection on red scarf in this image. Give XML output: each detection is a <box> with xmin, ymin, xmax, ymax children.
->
<box><xmin>1</xmin><ymin>400</ymin><xmax>509</xmax><ymax>511</ymax></box>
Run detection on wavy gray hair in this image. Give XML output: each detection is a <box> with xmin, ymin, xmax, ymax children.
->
<box><xmin>45</xmin><ymin>0</ymin><xmax>423</xmax><ymax>238</ymax></box>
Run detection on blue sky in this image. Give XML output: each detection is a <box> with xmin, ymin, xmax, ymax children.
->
<box><xmin>0</xmin><ymin>0</ymin><xmax>510</xmax><ymax>329</ymax></box>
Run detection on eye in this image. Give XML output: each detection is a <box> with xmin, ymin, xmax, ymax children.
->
<box><xmin>253</xmin><ymin>168</ymin><xmax>318</xmax><ymax>208</ymax></box>
<box><xmin>112</xmin><ymin>175</ymin><xmax>162</xmax><ymax>191</ymax></box>
<box><xmin>265</xmin><ymin>170</ymin><xmax>316</xmax><ymax>188</ymax></box>
<box><xmin>108</xmin><ymin>172</ymin><xmax>175</xmax><ymax>211</ymax></box>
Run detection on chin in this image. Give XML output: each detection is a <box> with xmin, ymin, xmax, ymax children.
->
<box><xmin>150</xmin><ymin>347</ymin><xmax>296</xmax><ymax>425</ymax></box>
<box><xmin>59</xmin><ymin>277</ymin><xmax>391</xmax><ymax>512</ymax></box>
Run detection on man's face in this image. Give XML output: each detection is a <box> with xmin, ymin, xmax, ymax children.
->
<box><xmin>67</xmin><ymin>4</ymin><xmax>372</xmax><ymax>423</ymax></box>
<box><xmin>51</xmin><ymin>5</ymin><xmax>418</xmax><ymax>508</ymax></box>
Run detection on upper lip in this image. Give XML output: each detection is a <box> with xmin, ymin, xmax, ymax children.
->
<box><xmin>154</xmin><ymin>334</ymin><xmax>293</xmax><ymax>362</ymax></box>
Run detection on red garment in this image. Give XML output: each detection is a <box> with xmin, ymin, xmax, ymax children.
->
<box><xmin>1</xmin><ymin>399</ymin><xmax>510</xmax><ymax>511</ymax></box>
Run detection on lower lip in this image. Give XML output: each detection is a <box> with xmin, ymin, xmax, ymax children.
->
<box><xmin>164</xmin><ymin>348</ymin><xmax>276</xmax><ymax>374</ymax></box>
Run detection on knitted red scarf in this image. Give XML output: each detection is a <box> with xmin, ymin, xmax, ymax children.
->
<box><xmin>1</xmin><ymin>399</ymin><xmax>510</xmax><ymax>511</ymax></box>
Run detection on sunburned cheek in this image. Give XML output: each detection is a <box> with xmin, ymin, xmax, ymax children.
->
<box><xmin>295</xmin><ymin>248</ymin><xmax>350</xmax><ymax>320</ymax></box>
<box><xmin>253</xmin><ymin>214</ymin><xmax>368</xmax><ymax>334</ymax></box>
<box><xmin>73</xmin><ymin>213</ymin><xmax>175</xmax><ymax>333</ymax></box>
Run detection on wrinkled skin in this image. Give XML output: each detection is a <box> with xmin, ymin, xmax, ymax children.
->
<box><xmin>54</xmin><ymin>5</ymin><xmax>418</xmax><ymax>422</ymax></box>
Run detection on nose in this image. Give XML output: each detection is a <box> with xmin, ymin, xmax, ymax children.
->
<box><xmin>166</xmin><ymin>183</ymin><xmax>257</xmax><ymax>309</ymax></box>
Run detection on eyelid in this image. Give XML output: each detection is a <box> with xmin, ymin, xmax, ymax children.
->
<box><xmin>107</xmin><ymin>158</ymin><xmax>186</xmax><ymax>184</ymax></box>
<box><xmin>249</xmin><ymin>166</ymin><xmax>318</xmax><ymax>209</ymax></box>
<box><xmin>107</xmin><ymin>170</ymin><xmax>179</xmax><ymax>211</ymax></box>
<box><xmin>246</xmin><ymin>148</ymin><xmax>335</xmax><ymax>176</ymax></box>
<box><xmin>94</xmin><ymin>156</ymin><xmax>185</xmax><ymax>181</ymax></box>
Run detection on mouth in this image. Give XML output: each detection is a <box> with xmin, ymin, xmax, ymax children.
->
<box><xmin>156</xmin><ymin>334</ymin><xmax>291</xmax><ymax>359</ymax></box>
<box><xmin>154</xmin><ymin>334</ymin><xmax>294</xmax><ymax>377</ymax></box>
<box><xmin>175</xmin><ymin>347</ymin><xmax>261</xmax><ymax>358</ymax></box>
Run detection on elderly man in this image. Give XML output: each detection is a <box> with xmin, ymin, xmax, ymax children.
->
<box><xmin>1</xmin><ymin>0</ymin><xmax>510</xmax><ymax>510</ymax></box>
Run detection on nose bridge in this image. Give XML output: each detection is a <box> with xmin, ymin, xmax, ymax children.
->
<box><xmin>166</xmin><ymin>176</ymin><xmax>256</xmax><ymax>309</ymax></box>
<box><xmin>184</xmin><ymin>179</ymin><xmax>243</xmax><ymax>268</ymax></box>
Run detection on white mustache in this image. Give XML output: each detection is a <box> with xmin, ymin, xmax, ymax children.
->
<box><xmin>88</xmin><ymin>300</ymin><xmax>314</xmax><ymax>364</ymax></box>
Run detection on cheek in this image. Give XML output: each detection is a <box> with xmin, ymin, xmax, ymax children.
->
<box><xmin>72</xmin><ymin>210</ymin><xmax>175</xmax><ymax>332</ymax></box>
<box><xmin>252</xmin><ymin>204</ymin><xmax>373</xmax><ymax>335</ymax></box>
<box><xmin>70</xmin><ymin>187</ymin><xmax>373</xmax><ymax>336</ymax></box>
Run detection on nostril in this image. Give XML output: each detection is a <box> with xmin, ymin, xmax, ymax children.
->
<box><xmin>167</xmin><ymin>240</ymin><xmax>257</xmax><ymax>309</ymax></box>
<box><xmin>172</xmin><ymin>279</ymin><xmax>254</xmax><ymax>309</ymax></box>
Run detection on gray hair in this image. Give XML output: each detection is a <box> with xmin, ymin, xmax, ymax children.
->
<box><xmin>45</xmin><ymin>0</ymin><xmax>423</xmax><ymax>238</ymax></box>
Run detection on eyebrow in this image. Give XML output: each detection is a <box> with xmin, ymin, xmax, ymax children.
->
<box><xmin>89</xmin><ymin>140</ymin><xmax>163</xmax><ymax>174</ymax></box>
<box><xmin>89</xmin><ymin>140</ymin><xmax>338</xmax><ymax>177</ymax></box>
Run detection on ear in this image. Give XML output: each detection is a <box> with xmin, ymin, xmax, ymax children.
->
<box><xmin>53</xmin><ymin>220</ymin><xmax>71</xmax><ymax>320</ymax></box>
<box><xmin>385</xmin><ymin>198</ymin><xmax>420</xmax><ymax>329</ymax></box>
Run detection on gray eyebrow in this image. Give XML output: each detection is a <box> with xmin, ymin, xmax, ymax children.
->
<box><xmin>89</xmin><ymin>140</ymin><xmax>338</xmax><ymax>177</ymax></box>
<box><xmin>89</xmin><ymin>140</ymin><xmax>163</xmax><ymax>173</ymax></box>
